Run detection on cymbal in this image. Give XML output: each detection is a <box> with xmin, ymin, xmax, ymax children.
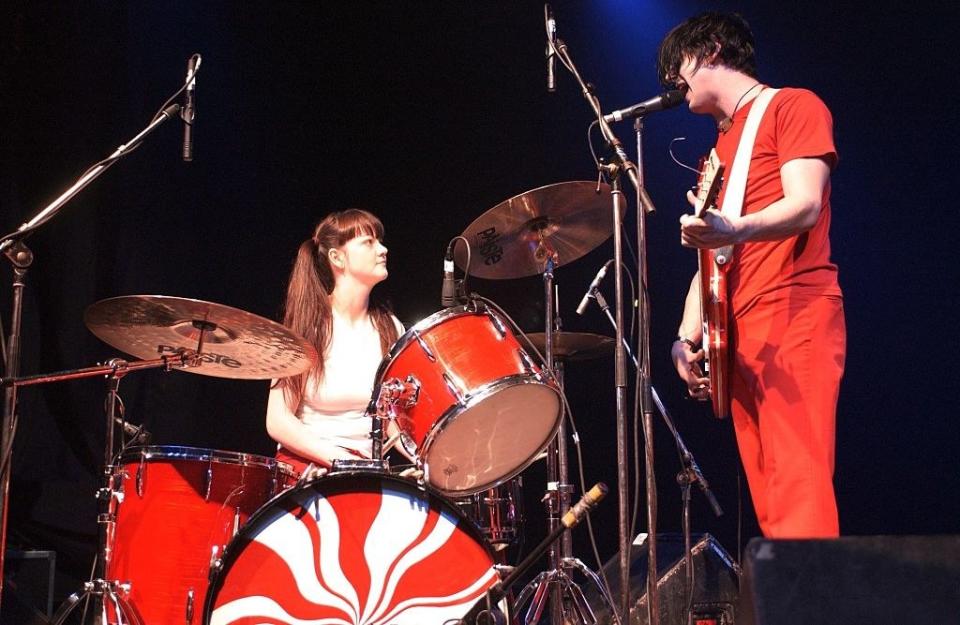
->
<box><xmin>524</xmin><ymin>332</ymin><xmax>615</xmax><ymax>361</ymax></box>
<box><xmin>84</xmin><ymin>295</ymin><xmax>318</xmax><ymax>380</ymax></box>
<box><xmin>455</xmin><ymin>181</ymin><xmax>613</xmax><ymax>279</ymax></box>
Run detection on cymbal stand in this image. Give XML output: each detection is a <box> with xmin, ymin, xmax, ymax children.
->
<box><xmin>1</xmin><ymin>352</ymin><xmax>200</xmax><ymax>624</ymax></box>
<box><xmin>514</xmin><ymin>255</ymin><xmax>613</xmax><ymax>625</ymax></box>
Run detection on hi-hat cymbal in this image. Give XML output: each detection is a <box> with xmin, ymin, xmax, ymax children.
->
<box><xmin>84</xmin><ymin>295</ymin><xmax>317</xmax><ymax>380</ymax></box>
<box><xmin>524</xmin><ymin>331</ymin><xmax>615</xmax><ymax>361</ymax></box>
<box><xmin>455</xmin><ymin>181</ymin><xmax>614</xmax><ymax>279</ymax></box>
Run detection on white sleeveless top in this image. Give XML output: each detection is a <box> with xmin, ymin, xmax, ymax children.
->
<box><xmin>296</xmin><ymin>310</ymin><xmax>402</xmax><ymax>457</ymax></box>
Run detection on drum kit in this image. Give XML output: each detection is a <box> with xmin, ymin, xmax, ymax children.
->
<box><xmin>7</xmin><ymin>181</ymin><xmax>621</xmax><ymax>625</ymax></box>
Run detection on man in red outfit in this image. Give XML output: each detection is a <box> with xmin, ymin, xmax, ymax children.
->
<box><xmin>660</xmin><ymin>13</ymin><xmax>845</xmax><ymax>538</ymax></box>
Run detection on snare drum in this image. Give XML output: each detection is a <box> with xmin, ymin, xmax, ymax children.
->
<box><xmin>107</xmin><ymin>446</ymin><xmax>295</xmax><ymax>625</ymax></box>
<box><xmin>457</xmin><ymin>477</ymin><xmax>524</xmax><ymax>551</ymax></box>
<box><xmin>375</xmin><ymin>301</ymin><xmax>562</xmax><ymax>495</ymax></box>
<box><xmin>203</xmin><ymin>471</ymin><xmax>500</xmax><ymax>625</ymax></box>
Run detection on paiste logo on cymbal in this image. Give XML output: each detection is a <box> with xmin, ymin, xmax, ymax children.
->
<box><xmin>475</xmin><ymin>227</ymin><xmax>503</xmax><ymax>265</ymax></box>
<box><xmin>157</xmin><ymin>344</ymin><xmax>242</xmax><ymax>368</ymax></box>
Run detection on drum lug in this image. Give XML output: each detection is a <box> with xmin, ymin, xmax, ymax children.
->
<box><xmin>209</xmin><ymin>545</ymin><xmax>222</xmax><ymax>580</ymax></box>
<box><xmin>485</xmin><ymin>309</ymin><xmax>508</xmax><ymax>339</ymax></box>
<box><xmin>136</xmin><ymin>452</ymin><xmax>147</xmax><ymax>498</ymax></box>
<box><xmin>203</xmin><ymin>458</ymin><xmax>213</xmax><ymax>502</ymax></box>
<box><xmin>185</xmin><ymin>587</ymin><xmax>194</xmax><ymax>624</ymax></box>
<box><xmin>442</xmin><ymin>372</ymin><xmax>466</xmax><ymax>407</ymax></box>
<box><xmin>518</xmin><ymin>348</ymin><xmax>540</xmax><ymax>378</ymax></box>
<box><xmin>412</xmin><ymin>330</ymin><xmax>437</xmax><ymax>362</ymax></box>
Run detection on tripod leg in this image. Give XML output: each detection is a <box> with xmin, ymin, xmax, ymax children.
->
<box><xmin>50</xmin><ymin>591</ymin><xmax>84</xmax><ymax>625</ymax></box>
<box><xmin>558</xmin><ymin>575</ymin><xmax>597</xmax><ymax>625</ymax></box>
<box><xmin>565</xmin><ymin>558</ymin><xmax>619</xmax><ymax>624</ymax></box>
<box><xmin>519</xmin><ymin>571</ymin><xmax>554</xmax><ymax>625</ymax></box>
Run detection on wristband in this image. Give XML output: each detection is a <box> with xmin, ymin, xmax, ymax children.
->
<box><xmin>674</xmin><ymin>336</ymin><xmax>698</xmax><ymax>350</ymax></box>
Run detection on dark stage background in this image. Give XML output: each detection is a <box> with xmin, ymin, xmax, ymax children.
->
<box><xmin>1</xmin><ymin>0</ymin><xmax>958</xmax><ymax>609</ymax></box>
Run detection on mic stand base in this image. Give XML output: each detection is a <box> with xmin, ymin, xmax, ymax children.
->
<box><xmin>514</xmin><ymin>558</ymin><xmax>614</xmax><ymax>625</ymax></box>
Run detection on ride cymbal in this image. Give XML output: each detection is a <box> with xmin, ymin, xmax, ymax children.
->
<box><xmin>455</xmin><ymin>181</ymin><xmax>614</xmax><ymax>279</ymax></box>
<box><xmin>523</xmin><ymin>331</ymin><xmax>615</xmax><ymax>361</ymax></box>
<box><xmin>84</xmin><ymin>295</ymin><xmax>317</xmax><ymax>380</ymax></box>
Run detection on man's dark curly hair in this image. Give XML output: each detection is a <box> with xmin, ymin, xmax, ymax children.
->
<box><xmin>657</xmin><ymin>12</ymin><xmax>758</xmax><ymax>88</ymax></box>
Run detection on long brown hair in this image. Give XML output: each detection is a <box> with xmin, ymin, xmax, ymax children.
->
<box><xmin>276</xmin><ymin>209</ymin><xmax>399</xmax><ymax>413</ymax></box>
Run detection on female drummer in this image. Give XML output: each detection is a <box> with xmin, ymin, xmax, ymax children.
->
<box><xmin>266</xmin><ymin>209</ymin><xmax>402</xmax><ymax>474</ymax></box>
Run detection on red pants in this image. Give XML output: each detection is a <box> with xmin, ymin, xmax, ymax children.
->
<box><xmin>730</xmin><ymin>291</ymin><xmax>845</xmax><ymax>538</ymax></box>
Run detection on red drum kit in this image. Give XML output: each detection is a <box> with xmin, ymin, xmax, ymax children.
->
<box><xmin>39</xmin><ymin>182</ymin><xmax>617</xmax><ymax>625</ymax></box>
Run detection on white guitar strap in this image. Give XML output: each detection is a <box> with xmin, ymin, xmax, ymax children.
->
<box><xmin>715</xmin><ymin>87</ymin><xmax>779</xmax><ymax>265</ymax></box>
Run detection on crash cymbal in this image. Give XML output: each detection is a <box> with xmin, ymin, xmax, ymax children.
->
<box><xmin>84</xmin><ymin>295</ymin><xmax>317</xmax><ymax>380</ymax></box>
<box><xmin>524</xmin><ymin>331</ymin><xmax>615</xmax><ymax>361</ymax></box>
<box><xmin>455</xmin><ymin>181</ymin><xmax>614</xmax><ymax>279</ymax></box>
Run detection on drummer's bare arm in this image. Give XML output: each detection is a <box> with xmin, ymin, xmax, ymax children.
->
<box><xmin>265</xmin><ymin>386</ymin><xmax>362</xmax><ymax>467</ymax></box>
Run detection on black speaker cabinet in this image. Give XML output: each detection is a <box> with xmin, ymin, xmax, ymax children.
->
<box><xmin>739</xmin><ymin>535</ymin><xmax>960</xmax><ymax>625</ymax></box>
<box><xmin>585</xmin><ymin>533</ymin><xmax>741</xmax><ymax>625</ymax></box>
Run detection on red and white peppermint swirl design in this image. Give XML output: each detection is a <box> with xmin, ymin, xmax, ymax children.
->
<box><xmin>208</xmin><ymin>477</ymin><xmax>499</xmax><ymax>625</ymax></box>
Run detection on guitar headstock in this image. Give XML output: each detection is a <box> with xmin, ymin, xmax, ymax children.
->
<box><xmin>694</xmin><ymin>148</ymin><xmax>725</xmax><ymax>219</ymax></box>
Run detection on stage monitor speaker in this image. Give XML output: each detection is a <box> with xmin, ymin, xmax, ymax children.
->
<box><xmin>584</xmin><ymin>533</ymin><xmax>741</xmax><ymax>625</ymax></box>
<box><xmin>738</xmin><ymin>535</ymin><xmax>960</xmax><ymax>625</ymax></box>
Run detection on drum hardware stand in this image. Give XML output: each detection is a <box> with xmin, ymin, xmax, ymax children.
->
<box><xmin>0</xmin><ymin>352</ymin><xmax>199</xmax><ymax>624</ymax></box>
<box><xmin>584</xmin><ymin>290</ymin><xmax>724</xmax><ymax>624</ymax></box>
<box><xmin>461</xmin><ymin>483</ymin><xmax>608</xmax><ymax>625</ymax></box>
<box><xmin>509</xmin><ymin>254</ymin><xmax>612</xmax><ymax>625</ymax></box>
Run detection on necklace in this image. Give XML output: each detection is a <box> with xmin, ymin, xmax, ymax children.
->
<box><xmin>718</xmin><ymin>82</ymin><xmax>763</xmax><ymax>133</ymax></box>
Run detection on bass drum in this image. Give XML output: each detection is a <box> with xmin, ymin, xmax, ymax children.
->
<box><xmin>203</xmin><ymin>471</ymin><xmax>501</xmax><ymax>625</ymax></box>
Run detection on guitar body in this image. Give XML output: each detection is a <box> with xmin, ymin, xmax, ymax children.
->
<box><xmin>694</xmin><ymin>149</ymin><xmax>732</xmax><ymax>419</ymax></box>
<box><xmin>698</xmin><ymin>248</ymin><xmax>731</xmax><ymax>419</ymax></box>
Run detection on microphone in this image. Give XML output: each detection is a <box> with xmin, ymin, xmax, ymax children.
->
<box><xmin>602</xmin><ymin>89</ymin><xmax>685</xmax><ymax>123</ymax></box>
<box><xmin>545</xmin><ymin>4</ymin><xmax>556</xmax><ymax>92</ymax></box>
<box><xmin>575</xmin><ymin>259</ymin><xmax>613</xmax><ymax>315</ymax></box>
<box><xmin>561</xmin><ymin>482</ymin><xmax>609</xmax><ymax>528</ymax></box>
<box><xmin>441</xmin><ymin>245</ymin><xmax>457</xmax><ymax>307</ymax></box>
<box><xmin>182</xmin><ymin>54</ymin><xmax>200</xmax><ymax>161</ymax></box>
<box><xmin>114</xmin><ymin>417</ymin><xmax>151</xmax><ymax>444</ymax></box>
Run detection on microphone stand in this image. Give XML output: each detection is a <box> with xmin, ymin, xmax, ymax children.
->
<box><xmin>587</xmin><ymin>289</ymin><xmax>723</xmax><ymax>624</ymax></box>
<box><xmin>552</xmin><ymin>36</ymin><xmax>658</xmax><ymax>625</ymax></box>
<box><xmin>0</xmin><ymin>103</ymin><xmax>180</xmax><ymax>607</ymax></box>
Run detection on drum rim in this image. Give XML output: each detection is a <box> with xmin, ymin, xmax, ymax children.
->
<box><xmin>419</xmin><ymin>374</ymin><xmax>562</xmax><ymax>495</ymax></box>
<box><xmin>202</xmin><ymin>470</ymin><xmax>497</xmax><ymax>624</ymax></box>
<box><xmin>117</xmin><ymin>445</ymin><xmax>295</xmax><ymax>476</ymax></box>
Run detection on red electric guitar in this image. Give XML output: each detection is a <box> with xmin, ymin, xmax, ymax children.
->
<box><xmin>693</xmin><ymin>148</ymin><xmax>731</xmax><ymax>419</ymax></box>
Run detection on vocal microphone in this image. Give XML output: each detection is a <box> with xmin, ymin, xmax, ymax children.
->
<box><xmin>545</xmin><ymin>4</ymin><xmax>557</xmax><ymax>92</ymax></box>
<box><xmin>182</xmin><ymin>54</ymin><xmax>200</xmax><ymax>161</ymax></box>
<box><xmin>602</xmin><ymin>89</ymin><xmax>685</xmax><ymax>123</ymax></box>
<box><xmin>575</xmin><ymin>259</ymin><xmax>613</xmax><ymax>315</ymax></box>
<box><xmin>441</xmin><ymin>244</ymin><xmax>457</xmax><ymax>307</ymax></box>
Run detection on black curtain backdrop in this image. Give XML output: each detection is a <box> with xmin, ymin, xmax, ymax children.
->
<box><xmin>1</xmin><ymin>0</ymin><xmax>957</xmax><ymax>601</ymax></box>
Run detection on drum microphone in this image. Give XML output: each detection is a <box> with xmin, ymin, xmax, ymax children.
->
<box><xmin>114</xmin><ymin>417</ymin><xmax>151</xmax><ymax>444</ymax></box>
<box><xmin>441</xmin><ymin>244</ymin><xmax>457</xmax><ymax>307</ymax></box>
<box><xmin>182</xmin><ymin>54</ymin><xmax>200</xmax><ymax>161</ymax></box>
<box><xmin>575</xmin><ymin>259</ymin><xmax>613</xmax><ymax>315</ymax></box>
<box><xmin>602</xmin><ymin>88</ymin><xmax>685</xmax><ymax>123</ymax></box>
<box><xmin>545</xmin><ymin>4</ymin><xmax>556</xmax><ymax>92</ymax></box>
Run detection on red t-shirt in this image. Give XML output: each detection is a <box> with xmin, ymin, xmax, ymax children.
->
<box><xmin>713</xmin><ymin>87</ymin><xmax>841</xmax><ymax>317</ymax></box>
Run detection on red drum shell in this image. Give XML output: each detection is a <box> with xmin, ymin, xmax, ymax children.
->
<box><xmin>379</xmin><ymin>304</ymin><xmax>561</xmax><ymax>495</ymax></box>
<box><xmin>203</xmin><ymin>471</ymin><xmax>499</xmax><ymax>625</ymax></box>
<box><xmin>107</xmin><ymin>446</ymin><xmax>295</xmax><ymax>625</ymax></box>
